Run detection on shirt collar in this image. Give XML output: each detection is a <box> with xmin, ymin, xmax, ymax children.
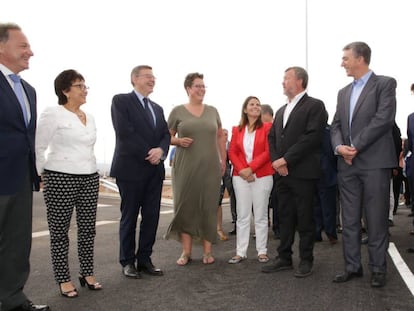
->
<box><xmin>286</xmin><ymin>90</ymin><xmax>306</xmax><ymax>105</ymax></box>
<box><xmin>133</xmin><ymin>90</ymin><xmax>147</xmax><ymax>104</ymax></box>
<box><xmin>355</xmin><ymin>70</ymin><xmax>372</xmax><ymax>86</ymax></box>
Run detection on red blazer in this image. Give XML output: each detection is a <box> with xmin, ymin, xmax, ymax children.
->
<box><xmin>229</xmin><ymin>122</ymin><xmax>274</xmax><ymax>178</ymax></box>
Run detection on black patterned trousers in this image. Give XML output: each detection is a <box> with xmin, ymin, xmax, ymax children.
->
<box><xmin>43</xmin><ymin>170</ymin><xmax>99</xmax><ymax>284</ymax></box>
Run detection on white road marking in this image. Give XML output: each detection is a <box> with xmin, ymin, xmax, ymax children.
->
<box><xmin>160</xmin><ymin>209</ymin><xmax>173</xmax><ymax>215</ymax></box>
<box><xmin>32</xmin><ymin>230</ymin><xmax>50</xmax><ymax>238</ymax></box>
<box><xmin>388</xmin><ymin>242</ymin><xmax>414</xmax><ymax>296</ymax></box>
<box><xmin>32</xmin><ymin>211</ymin><xmax>173</xmax><ymax>238</ymax></box>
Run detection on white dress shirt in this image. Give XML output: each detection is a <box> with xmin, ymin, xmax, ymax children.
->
<box><xmin>283</xmin><ymin>90</ymin><xmax>306</xmax><ymax>128</ymax></box>
<box><xmin>36</xmin><ymin>105</ymin><xmax>97</xmax><ymax>175</ymax></box>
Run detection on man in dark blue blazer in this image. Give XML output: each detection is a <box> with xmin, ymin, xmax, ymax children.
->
<box><xmin>314</xmin><ymin>123</ymin><xmax>338</xmax><ymax>244</ymax></box>
<box><xmin>110</xmin><ymin>65</ymin><xmax>170</xmax><ymax>279</ymax></box>
<box><xmin>0</xmin><ymin>23</ymin><xmax>49</xmax><ymax>311</ymax></box>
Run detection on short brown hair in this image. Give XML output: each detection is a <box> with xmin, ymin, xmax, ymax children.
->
<box><xmin>184</xmin><ymin>72</ymin><xmax>203</xmax><ymax>90</ymax></box>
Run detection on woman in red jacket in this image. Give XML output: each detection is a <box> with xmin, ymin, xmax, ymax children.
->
<box><xmin>228</xmin><ymin>96</ymin><xmax>274</xmax><ymax>264</ymax></box>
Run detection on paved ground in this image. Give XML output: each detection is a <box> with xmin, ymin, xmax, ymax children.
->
<box><xmin>26</xmin><ymin>191</ymin><xmax>414</xmax><ymax>311</ymax></box>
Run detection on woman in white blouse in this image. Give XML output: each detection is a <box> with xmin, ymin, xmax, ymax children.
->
<box><xmin>36</xmin><ymin>69</ymin><xmax>102</xmax><ymax>298</ymax></box>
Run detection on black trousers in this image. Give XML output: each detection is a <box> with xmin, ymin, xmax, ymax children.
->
<box><xmin>0</xmin><ymin>170</ymin><xmax>32</xmax><ymax>311</ymax></box>
<box><xmin>276</xmin><ymin>176</ymin><xmax>317</xmax><ymax>262</ymax></box>
<box><xmin>219</xmin><ymin>173</ymin><xmax>236</xmax><ymax>222</ymax></box>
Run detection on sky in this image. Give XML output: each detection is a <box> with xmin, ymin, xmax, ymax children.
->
<box><xmin>2</xmin><ymin>0</ymin><xmax>414</xmax><ymax>170</ymax></box>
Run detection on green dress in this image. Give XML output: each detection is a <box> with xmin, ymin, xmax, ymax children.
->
<box><xmin>165</xmin><ymin>104</ymin><xmax>222</xmax><ymax>243</ymax></box>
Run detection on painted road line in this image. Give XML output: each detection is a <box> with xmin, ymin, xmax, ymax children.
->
<box><xmin>388</xmin><ymin>242</ymin><xmax>414</xmax><ymax>296</ymax></box>
<box><xmin>32</xmin><ymin>221</ymin><xmax>118</xmax><ymax>238</ymax></box>
<box><xmin>32</xmin><ymin>230</ymin><xmax>50</xmax><ymax>238</ymax></box>
<box><xmin>160</xmin><ymin>209</ymin><xmax>173</xmax><ymax>215</ymax></box>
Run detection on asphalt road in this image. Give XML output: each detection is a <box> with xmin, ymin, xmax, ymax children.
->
<box><xmin>26</xmin><ymin>192</ymin><xmax>414</xmax><ymax>311</ymax></box>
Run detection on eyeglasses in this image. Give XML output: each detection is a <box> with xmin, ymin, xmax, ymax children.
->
<box><xmin>137</xmin><ymin>74</ymin><xmax>156</xmax><ymax>80</ymax></box>
<box><xmin>71</xmin><ymin>84</ymin><xmax>89</xmax><ymax>91</ymax></box>
<box><xmin>192</xmin><ymin>84</ymin><xmax>207</xmax><ymax>89</ymax></box>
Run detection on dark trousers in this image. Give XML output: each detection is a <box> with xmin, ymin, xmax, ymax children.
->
<box><xmin>219</xmin><ymin>173</ymin><xmax>236</xmax><ymax>222</ymax></box>
<box><xmin>117</xmin><ymin>173</ymin><xmax>163</xmax><ymax>266</ymax></box>
<box><xmin>392</xmin><ymin>169</ymin><xmax>404</xmax><ymax>213</ymax></box>
<box><xmin>314</xmin><ymin>184</ymin><xmax>337</xmax><ymax>239</ymax></box>
<box><xmin>276</xmin><ymin>176</ymin><xmax>316</xmax><ymax>262</ymax></box>
<box><xmin>270</xmin><ymin>177</ymin><xmax>279</xmax><ymax>234</ymax></box>
<box><xmin>0</xmin><ymin>170</ymin><xmax>32</xmax><ymax>311</ymax></box>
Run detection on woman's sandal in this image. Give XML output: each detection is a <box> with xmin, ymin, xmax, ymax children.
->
<box><xmin>79</xmin><ymin>275</ymin><xmax>103</xmax><ymax>290</ymax></box>
<box><xmin>258</xmin><ymin>254</ymin><xmax>269</xmax><ymax>263</ymax></box>
<box><xmin>228</xmin><ymin>255</ymin><xmax>246</xmax><ymax>264</ymax></box>
<box><xmin>177</xmin><ymin>253</ymin><xmax>192</xmax><ymax>266</ymax></box>
<box><xmin>202</xmin><ymin>253</ymin><xmax>215</xmax><ymax>265</ymax></box>
<box><xmin>217</xmin><ymin>229</ymin><xmax>228</xmax><ymax>241</ymax></box>
<box><xmin>59</xmin><ymin>283</ymin><xmax>78</xmax><ymax>298</ymax></box>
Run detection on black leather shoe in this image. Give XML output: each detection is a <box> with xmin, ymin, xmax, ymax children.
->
<box><xmin>137</xmin><ymin>262</ymin><xmax>163</xmax><ymax>276</ymax></box>
<box><xmin>228</xmin><ymin>228</ymin><xmax>237</xmax><ymax>235</ymax></box>
<box><xmin>261</xmin><ymin>258</ymin><xmax>293</xmax><ymax>273</ymax></box>
<box><xmin>11</xmin><ymin>300</ymin><xmax>50</xmax><ymax>311</ymax></box>
<box><xmin>333</xmin><ymin>267</ymin><xmax>363</xmax><ymax>283</ymax></box>
<box><xmin>407</xmin><ymin>248</ymin><xmax>414</xmax><ymax>253</ymax></box>
<box><xmin>122</xmin><ymin>263</ymin><xmax>141</xmax><ymax>279</ymax></box>
<box><xmin>294</xmin><ymin>260</ymin><xmax>313</xmax><ymax>278</ymax></box>
<box><xmin>371</xmin><ymin>272</ymin><xmax>386</xmax><ymax>288</ymax></box>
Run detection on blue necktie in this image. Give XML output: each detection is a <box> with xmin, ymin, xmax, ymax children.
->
<box><xmin>9</xmin><ymin>74</ymin><xmax>29</xmax><ymax>126</ymax></box>
<box><xmin>143</xmin><ymin>97</ymin><xmax>155</xmax><ymax>128</ymax></box>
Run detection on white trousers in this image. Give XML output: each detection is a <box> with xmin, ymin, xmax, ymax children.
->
<box><xmin>233</xmin><ymin>175</ymin><xmax>273</xmax><ymax>257</ymax></box>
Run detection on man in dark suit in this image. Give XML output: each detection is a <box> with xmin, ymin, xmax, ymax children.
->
<box><xmin>110</xmin><ymin>65</ymin><xmax>170</xmax><ymax>279</ymax></box>
<box><xmin>0</xmin><ymin>23</ymin><xmax>50</xmax><ymax>311</ymax></box>
<box><xmin>405</xmin><ymin>84</ymin><xmax>414</xmax><ymax>248</ymax></box>
<box><xmin>262</xmin><ymin>66</ymin><xmax>327</xmax><ymax>278</ymax></box>
<box><xmin>261</xmin><ymin>104</ymin><xmax>280</xmax><ymax>239</ymax></box>
<box><xmin>331</xmin><ymin>42</ymin><xmax>397</xmax><ymax>288</ymax></box>
<box><xmin>314</xmin><ymin>123</ymin><xmax>338</xmax><ymax>244</ymax></box>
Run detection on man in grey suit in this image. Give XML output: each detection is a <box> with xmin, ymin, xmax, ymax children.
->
<box><xmin>331</xmin><ymin>41</ymin><xmax>397</xmax><ymax>288</ymax></box>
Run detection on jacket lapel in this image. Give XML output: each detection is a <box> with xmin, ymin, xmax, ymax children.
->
<box><xmin>352</xmin><ymin>73</ymin><xmax>377</xmax><ymax>118</ymax></box>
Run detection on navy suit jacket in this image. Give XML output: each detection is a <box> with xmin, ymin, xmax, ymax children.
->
<box><xmin>110</xmin><ymin>91</ymin><xmax>170</xmax><ymax>181</ymax></box>
<box><xmin>0</xmin><ymin>72</ymin><xmax>39</xmax><ymax>195</ymax></box>
<box><xmin>406</xmin><ymin>113</ymin><xmax>414</xmax><ymax>177</ymax></box>
<box><xmin>319</xmin><ymin>124</ymin><xmax>337</xmax><ymax>188</ymax></box>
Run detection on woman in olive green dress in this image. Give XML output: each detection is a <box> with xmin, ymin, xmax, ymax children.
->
<box><xmin>165</xmin><ymin>72</ymin><xmax>226</xmax><ymax>265</ymax></box>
